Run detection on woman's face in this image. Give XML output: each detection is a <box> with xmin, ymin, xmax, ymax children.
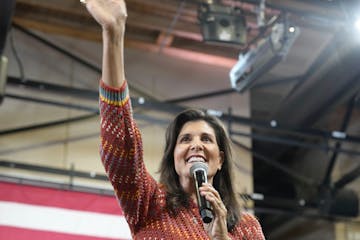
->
<box><xmin>173</xmin><ymin>120</ymin><xmax>224</xmax><ymax>189</ymax></box>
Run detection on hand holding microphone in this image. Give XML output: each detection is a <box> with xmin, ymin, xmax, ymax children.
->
<box><xmin>190</xmin><ymin>162</ymin><xmax>214</xmax><ymax>223</ymax></box>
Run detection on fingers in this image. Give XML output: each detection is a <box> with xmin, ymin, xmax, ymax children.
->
<box><xmin>80</xmin><ymin>0</ymin><xmax>127</xmax><ymax>31</ymax></box>
<box><xmin>199</xmin><ymin>183</ymin><xmax>227</xmax><ymax>217</ymax></box>
<box><xmin>200</xmin><ymin>183</ymin><xmax>230</xmax><ymax>239</ymax></box>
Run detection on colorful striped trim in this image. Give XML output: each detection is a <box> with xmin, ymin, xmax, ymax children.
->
<box><xmin>99</xmin><ymin>80</ymin><xmax>129</xmax><ymax>106</ymax></box>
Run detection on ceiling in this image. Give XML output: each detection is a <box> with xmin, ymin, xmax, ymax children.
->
<box><xmin>1</xmin><ymin>0</ymin><xmax>360</xmax><ymax>238</ymax></box>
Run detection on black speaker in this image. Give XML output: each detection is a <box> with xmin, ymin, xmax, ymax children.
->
<box><xmin>0</xmin><ymin>0</ymin><xmax>16</xmax><ymax>55</ymax></box>
<box><xmin>320</xmin><ymin>188</ymin><xmax>359</xmax><ymax>217</ymax></box>
<box><xmin>328</xmin><ymin>189</ymin><xmax>359</xmax><ymax>217</ymax></box>
<box><xmin>0</xmin><ymin>0</ymin><xmax>15</xmax><ymax>103</ymax></box>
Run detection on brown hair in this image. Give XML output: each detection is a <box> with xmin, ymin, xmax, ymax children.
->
<box><xmin>158</xmin><ymin>109</ymin><xmax>240</xmax><ymax>231</ymax></box>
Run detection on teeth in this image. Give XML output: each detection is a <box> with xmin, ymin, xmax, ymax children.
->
<box><xmin>187</xmin><ymin>157</ymin><xmax>205</xmax><ymax>163</ymax></box>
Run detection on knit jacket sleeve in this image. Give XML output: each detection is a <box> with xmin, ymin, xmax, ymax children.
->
<box><xmin>99</xmin><ymin>80</ymin><xmax>158</xmax><ymax>232</ymax></box>
<box><xmin>231</xmin><ymin>212</ymin><xmax>265</xmax><ymax>240</ymax></box>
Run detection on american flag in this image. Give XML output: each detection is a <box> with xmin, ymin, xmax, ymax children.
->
<box><xmin>0</xmin><ymin>182</ymin><xmax>131</xmax><ymax>240</ymax></box>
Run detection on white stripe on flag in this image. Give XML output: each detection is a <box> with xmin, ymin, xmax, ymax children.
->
<box><xmin>0</xmin><ymin>201</ymin><xmax>131</xmax><ymax>239</ymax></box>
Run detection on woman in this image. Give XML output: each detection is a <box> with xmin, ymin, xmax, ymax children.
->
<box><xmin>84</xmin><ymin>0</ymin><xmax>265</xmax><ymax>239</ymax></box>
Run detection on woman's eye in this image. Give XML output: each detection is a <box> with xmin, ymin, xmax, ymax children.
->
<box><xmin>202</xmin><ymin>135</ymin><xmax>212</xmax><ymax>142</ymax></box>
<box><xmin>180</xmin><ymin>135</ymin><xmax>191</xmax><ymax>142</ymax></box>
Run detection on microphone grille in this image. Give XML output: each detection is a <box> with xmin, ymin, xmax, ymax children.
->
<box><xmin>190</xmin><ymin>162</ymin><xmax>208</xmax><ymax>175</ymax></box>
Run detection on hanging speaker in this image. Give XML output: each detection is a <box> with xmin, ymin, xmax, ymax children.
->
<box><xmin>198</xmin><ymin>3</ymin><xmax>247</xmax><ymax>45</ymax></box>
<box><xmin>328</xmin><ymin>188</ymin><xmax>359</xmax><ymax>217</ymax></box>
<box><xmin>1</xmin><ymin>0</ymin><xmax>16</xmax><ymax>55</ymax></box>
<box><xmin>0</xmin><ymin>0</ymin><xmax>15</xmax><ymax>104</ymax></box>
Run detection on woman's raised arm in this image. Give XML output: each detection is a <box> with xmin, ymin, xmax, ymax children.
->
<box><xmin>84</xmin><ymin>0</ymin><xmax>127</xmax><ymax>88</ymax></box>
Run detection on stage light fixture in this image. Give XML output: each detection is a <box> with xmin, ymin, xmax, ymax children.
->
<box><xmin>229</xmin><ymin>18</ymin><xmax>299</xmax><ymax>93</ymax></box>
<box><xmin>198</xmin><ymin>3</ymin><xmax>247</xmax><ymax>45</ymax></box>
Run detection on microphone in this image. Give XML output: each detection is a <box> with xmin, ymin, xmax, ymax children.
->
<box><xmin>190</xmin><ymin>162</ymin><xmax>213</xmax><ymax>223</ymax></box>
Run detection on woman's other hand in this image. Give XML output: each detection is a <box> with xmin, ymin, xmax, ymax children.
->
<box><xmin>200</xmin><ymin>183</ymin><xmax>230</xmax><ymax>240</ymax></box>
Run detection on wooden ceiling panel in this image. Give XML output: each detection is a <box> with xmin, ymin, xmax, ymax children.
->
<box><xmin>12</xmin><ymin>0</ymin><xmax>242</xmax><ymax>67</ymax></box>
<box><xmin>11</xmin><ymin>0</ymin><xmax>345</xmax><ymax>68</ymax></box>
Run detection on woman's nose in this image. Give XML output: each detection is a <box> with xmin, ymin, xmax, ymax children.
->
<box><xmin>190</xmin><ymin>140</ymin><xmax>203</xmax><ymax>151</ymax></box>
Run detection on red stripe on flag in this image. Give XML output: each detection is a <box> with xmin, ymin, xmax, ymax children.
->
<box><xmin>0</xmin><ymin>182</ymin><xmax>122</xmax><ymax>215</ymax></box>
<box><xmin>0</xmin><ymin>226</ymin><xmax>128</xmax><ymax>240</ymax></box>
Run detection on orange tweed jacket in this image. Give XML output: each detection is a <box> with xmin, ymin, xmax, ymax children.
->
<box><xmin>99</xmin><ymin>80</ymin><xmax>265</xmax><ymax>239</ymax></box>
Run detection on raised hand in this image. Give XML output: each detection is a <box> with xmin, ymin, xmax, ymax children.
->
<box><xmin>82</xmin><ymin>0</ymin><xmax>127</xmax><ymax>87</ymax></box>
<box><xmin>83</xmin><ymin>0</ymin><xmax>127</xmax><ymax>32</ymax></box>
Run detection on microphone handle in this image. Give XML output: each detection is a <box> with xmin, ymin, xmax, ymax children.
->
<box><xmin>194</xmin><ymin>170</ymin><xmax>214</xmax><ymax>223</ymax></box>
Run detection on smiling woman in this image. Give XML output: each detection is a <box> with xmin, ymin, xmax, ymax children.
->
<box><xmin>158</xmin><ymin>109</ymin><xmax>242</xmax><ymax>234</ymax></box>
<box><xmin>84</xmin><ymin>0</ymin><xmax>265</xmax><ymax>239</ymax></box>
<box><xmin>174</xmin><ymin>119</ymin><xmax>224</xmax><ymax>186</ymax></box>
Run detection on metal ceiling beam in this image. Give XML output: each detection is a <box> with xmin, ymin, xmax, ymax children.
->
<box><xmin>231</xmin><ymin>138</ymin><xmax>317</xmax><ymax>187</ymax></box>
<box><xmin>322</xmin><ymin>96</ymin><xmax>356</xmax><ymax>186</ymax></box>
<box><xmin>273</xmin><ymin>27</ymin><xmax>360</xmax><ymax>127</ymax></box>
<box><xmin>0</xmin><ymin>160</ymin><xmax>107</xmax><ymax>181</ymax></box>
<box><xmin>12</xmin><ymin>24</ymin><xmax>157</xmax><ymax>100</ymax></box>
<box><xmin>166</xmin><ymin>88</ymin><xmax>236</xmax><ymax>103</ymax></box>
<box><xmin>165</xmin><ymin>76</ymin><xmax>302</xmax><ymax>104</ymax></box>
<box><xmin>231</xmin><ymin>129</ymin><xmax>360</xmax><ymax>157</ymax></box>
<box><xmin>2</xmin><ymin>92</ymin><xmax>171</xmax><ymax>136</ymax></box>
<box><xmin>224</xmin><ymin>112</ymin><xmax>360</xmax><ymax>144</ymax></box>
<box><xmin>278</xmin><ymin>29</ymin><xmax>340</xmax><ymax>113</ymax></box>
<box><xmin>0</xmin><ymin>132</ymin><xmax>99</xmax><ymax>156</ymax></box>
<box><xmin>4</xmin><ymin>89</ymin><xmax>360</xmax><ymax>157</ymax></box>
<box><xmin>13</xmin><ymin>23</ymin><xmax>101</xmax><ymax>72</ymax></box>
<box><xmin>0</xmin><ymin>111</ymin><xmax>97</xmax><ymax>136</ymax></box>
<box><xmin>7</xmin><ymin>76</ymin><xmax>98</xmax><ymax>100</ymax></box>
<box><xmin>7</xmin><ymin>76</ymin><xmax>360</xmax><ymax>145</ymax></box>
<box><xmin>254</xmin><ymin>207</ymin><xmax>329</xmax><ymax>220</ymax></box>
<box><xmin>5</xmin><ymin>93</ymin><xmax>98</xmax><ymax>112</ymax></box>
<box><xmin>334</xmin><ymin>164</ymin><xmax>360</xmax><ymax>190</ymax></box>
